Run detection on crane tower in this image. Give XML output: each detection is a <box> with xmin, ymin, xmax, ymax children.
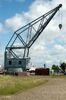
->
<box><xmin>4</xmin><ymin>4</ymin><xmax>62</xmax><ymax>71</ymax></box>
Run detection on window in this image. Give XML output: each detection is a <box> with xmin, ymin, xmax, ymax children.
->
<box><xmin>19</xmin><ymin>61</ymin><xmax>22</xmax><ymax>65</ymax></box>
<box><xmin>9</xmin><ymin>61</ymin><xmax>12</xmax><ymax>65</ymax></box>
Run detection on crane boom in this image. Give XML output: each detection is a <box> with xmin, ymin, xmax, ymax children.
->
<box><xmin>27</xmin><ymin>4</ymin><xmax>62</xmax><ymax>48</ymax></box>
<box><xmin>6</xmin><ymin>4</ymin><xmax>62</xmax><ymax>49</ymax></box>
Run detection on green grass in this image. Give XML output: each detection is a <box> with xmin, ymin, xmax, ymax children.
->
<box><xmin>50</xmin><ymin>74</ymin><xmax>66</xmax><ymax>78</ymax></box>
<box><xmin>0</xmin><ymin>75</ymin><xmax>48</xmax><ymax>95</ymax></box>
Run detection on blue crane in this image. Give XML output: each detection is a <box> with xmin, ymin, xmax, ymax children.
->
<box><xmin>4</xmin><ymin>4</ymin><xmax>62</xmax><ymax>71</ymax></box>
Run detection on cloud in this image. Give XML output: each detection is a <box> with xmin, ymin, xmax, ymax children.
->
<box><xmin>53</xmin><ymin>44</ymin><xmax>66</xmax><ymax>55</ymax></box>
<box><xmin>54</xmin><ymin>44</ymin><xmax>64</xmax><ymax>50</ymax></box>
<box><xmin>5</xmin><ymin>13</ymin><xmax>27</xmax><ymax>31</ymax></box>
<box><xmin>0</xmin><ymin>49</ymin><xmax>4</xmax><ymax>65</ymax></box>
<box><xmin>0</xmin><ymin>23</ymin><xmax>4</xmax><ymax>33</ymax></box>
<box><xmin>3</xmin><ymin>0</ymin><xmax>66</xmax><ymax>67</ymax></box>
<box><xmin>5</xmin><ymin>0</ymin><xmax>51</xmax><ymax>31</ymax></box>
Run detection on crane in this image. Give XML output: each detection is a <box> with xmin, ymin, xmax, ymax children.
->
<box><xmin>4</xmin><ymin>4</ymin><xmax>62</xmax><ymax>71</ymax></box>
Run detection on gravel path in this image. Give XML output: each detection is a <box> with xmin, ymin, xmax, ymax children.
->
<box><xmin>0</xmin><ymin>77</ymin><xmax>66</xmax><ymax>100</ymax></box>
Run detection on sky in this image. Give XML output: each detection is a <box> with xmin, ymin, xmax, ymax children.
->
<box><xmin>0</xmin><ymin>0</ymin><xmax>66</xmax><ymax>68</ymax></box>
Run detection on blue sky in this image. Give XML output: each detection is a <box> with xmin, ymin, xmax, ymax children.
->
<box><xmin>0</xmin><ymin>0</ymin><xmax>34</xmax><ymax>46</ymax></box>
<box><xmin>0</xmin><ymin>0</ymin><xmax>34</xmax><ymax>22</ymax></box>
<box><xmin>0</xmin><ymin>0</ymin><xmax>35</xmax><ymax>66</ymax></box>
<box><xmin>0</xmin><ymin>0</ymin><xmax>66</xmax><ymax>68</ymax></box>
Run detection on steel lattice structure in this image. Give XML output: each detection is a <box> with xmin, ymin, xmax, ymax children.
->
<box><xmin>4</xmin><ymin>4</ymin><xmax>62</xmax><ymax>71</ymax></box>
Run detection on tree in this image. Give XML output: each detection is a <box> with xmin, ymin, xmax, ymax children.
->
<box><xmin>52</xmin><ymin>64</ymin><xmax>59</xmax><ymax>73</ymax></box>
<box><xmin>60</xmin><ymin>62</ymin><xmax>66</xmax><ymax>72</ymax></box>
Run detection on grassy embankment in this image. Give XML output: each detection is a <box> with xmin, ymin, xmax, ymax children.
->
<box><xmin>0</xmin><ymin>75</ymin><xmax>48</xmax><ymax>95</ymax></box>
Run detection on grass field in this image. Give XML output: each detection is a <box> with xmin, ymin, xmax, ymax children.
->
<box><xmin>0</xmin><ymin>75</ymin><xmax>48</xmax><ymax>95</ymax></box>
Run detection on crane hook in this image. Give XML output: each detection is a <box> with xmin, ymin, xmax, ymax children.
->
<box><xmin>59</xmin><ymin>5</ymin><xmax>62</xmax><ymax>30</ymax></box>
<box><xmin>59</xmin><ymin>24</ymin><xmax>62</xmax><ymax>29</ymax></box>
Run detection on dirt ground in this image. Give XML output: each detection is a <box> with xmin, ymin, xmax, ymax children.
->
<box><xmin>0</xmin><ymin>76</ymin><xmax>66</xmax><ymax>100</ymax></box>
